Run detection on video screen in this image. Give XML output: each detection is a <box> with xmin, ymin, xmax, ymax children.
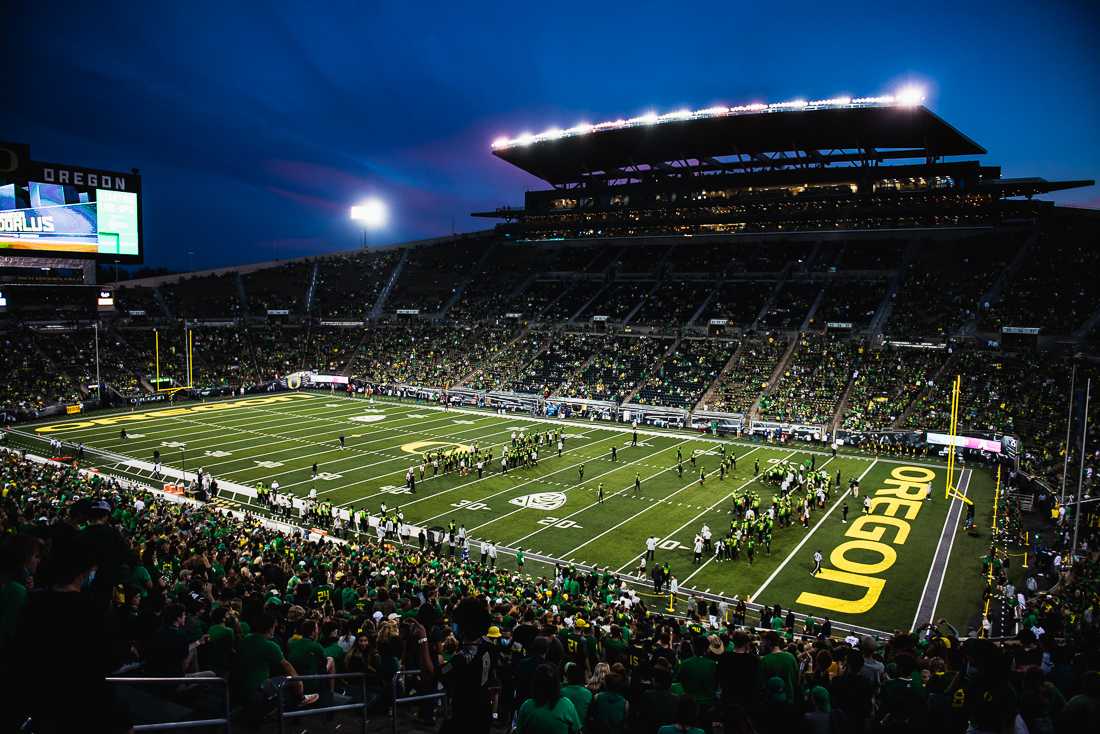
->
<box><xmin>0</xmin><ymin>179</ymin><xmax>140</xmax><ymax>258</ymax></box>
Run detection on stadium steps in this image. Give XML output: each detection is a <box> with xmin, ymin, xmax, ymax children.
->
<box><xmin>685</xmin><ymin>284</ymin><xmax>718</xmax><ymax>328</ymax></box>
<box><xmin>798</xmin><ymin>283</ymin><xmax>827</xmax><ymax>332</ymax></box>
<box><xmin>370</xmin><ymin>248</ymin><xmax>409</xmax><ymax>319</ymax></box>
<box><xmin>965</xmin><ymin>225</ymin><xmax>1038</xmax><ymax>333</ymax></box>
<box><xmin>748</xmin><ymin>333</ymin><xmax>800</xmax><ymax>419</ymax></box>
<box><xmin>828</xmin><ymin>359</ymin><xmax>862</xmax><ymax>435</ymax></box>
<box><xmin>304</xmin><ymin>261</ymin><xmax>319</xmax><ymax>315</ymax></box>
<box><xmin>622</xmin><ymin>279</ymin><xmax>664</xmax><ymax>325</ymax></box>
<box><xmin>152</xmin><ymin>286</ymin><xmax>174</xmax><ymax>319</ymax></box>
<box><xmin>748</xmin><ymin>265</ymin><xmax>791</xmax><ymax>331</ymax></box>
<box><xmin>109</xmin><ymin>327</ymin><xmax>153</xmax><ymax>390</ymax></box>
<box><xmin>438</xmin><ymin>241</ymin><xmax>500</xmax><ymax>319</ymax></box>
<box><xmin>455</xmin><ymin>324</ymin><xmax>532</xmax><ymax>387</ymax></box>
<box><xmin>894</xmin><ymin>349</ymin><xmax>957</xmax><ymax>428</ymax></box>
<box><xmin>1072</xmin><ymin>301</ymin><xmax>1100</xmax><ymax>342</ymax></box>
<box><xmin>339</xmin><ymin>329</ymin><xmax>373</xmax><ymax>377</ymax></box>
<box><xmin>567</xmin><ymin>282</ymin><xmax>611</xmax><ymax>323</ymax></box>
<box><xmin>868</xmin><ymin>238</ymin><xmax>918</xmax><ymax>337</ymax></box>
<box><xmin>234</xmin><ymin>272</ymin><xmax>249</xmax><ymax>315</ymax></box>
<box><xmin>621</xmin><ymin>334</ymin><xmax>681</xmax><ymax>404</ymax></box>
<box><xmin>694</xmin><ymin>338</ymin><xmax>748</xmax><ymax>411</ymax></box>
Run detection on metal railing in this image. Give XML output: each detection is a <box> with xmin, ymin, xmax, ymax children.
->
<box><xmin>274</xmin><ymin>672</ymin><xmax>369</xmax><ymax>734</ymax></box>
<box><xmin>105</xmin><ymin>676</ymin><xmax>230</xmax><ymax>733</ymax></box>
<box><xmin>391</xmin><ymin>669</ymin><xmax>447</xmax><ymax>734</ymax></box>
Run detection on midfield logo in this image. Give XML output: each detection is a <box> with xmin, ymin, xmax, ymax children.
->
<box><xmin>509</xmin><ymin>492</ymin><xmax>567</xmax><ymax>511</ymax></box>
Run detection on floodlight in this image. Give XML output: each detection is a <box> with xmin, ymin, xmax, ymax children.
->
<box><xmin>350</xmin><ymin>198</ymin><xmax>387</xmax><ymax>229</ymax></box>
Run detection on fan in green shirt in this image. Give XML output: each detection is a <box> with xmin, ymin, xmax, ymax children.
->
<box><xmin>516</xmin><ymin>664</ymin><xmax>583</xmax><ymax>734</ymax></box>
<box><xmin>677</xmin><ymin>637</ymin><xmax>718</xmax><ymax>706</ymax></box>
<box><xmin>561</xmin><ymin>662</ymin><xmax>593</xmax><ymax>721</ymax></box>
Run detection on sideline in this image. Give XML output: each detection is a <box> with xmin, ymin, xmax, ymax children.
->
<box><xmin>913</xmin><ymin>469</ymin><xmax>973</xmax><ymax>630</ymax></box>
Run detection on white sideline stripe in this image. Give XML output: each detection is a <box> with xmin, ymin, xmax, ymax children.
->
<box><xmin>680</xmin><ymin>455</ymin><xmax>836</xmax><ymax>586</ymax></box>
<box><xmin>749</xmin><ymin>458</ymin><xmax>879</xmax><ymax>603</ymax></box>
<box><xmin>496</xmin><ymin>438</ymin><xmax>697</xmax><ymax>543</ymax></box>
<box><xmin>565</xmin><ymin>446</ymin><xmax>764</xmax><ymax>560</ymax></box>
<box><xmin>916</xmin><ymin>468</ymin><xmax>972</xmax><ymax>630</ymax></box>
<box><xmin>366</xmin><ymin>396</ymin><xmax>968</xmax><ymax>473</ymax></box>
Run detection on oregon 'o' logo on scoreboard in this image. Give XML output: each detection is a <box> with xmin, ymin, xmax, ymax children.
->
<box><xmin>401</xmin><ymin>440</ymin><xmax>473</xmax><ymax>456</ymax></box>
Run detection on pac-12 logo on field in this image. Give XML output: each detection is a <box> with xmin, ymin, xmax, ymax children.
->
<box><xmin>401</xmin><ymin>440</ymin><xmax>473</xmax><ymax>456</ymax></box>
<box><xmin>509</xmin><ymin>492</ymin><xmax>567</xmax><ymax>511</ymax></box>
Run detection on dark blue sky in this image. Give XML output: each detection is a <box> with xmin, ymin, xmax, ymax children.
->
<box><xmin>6</xmin><ymin>0</ymin><xmax>1099</xmax><ymax>270</ymax></box>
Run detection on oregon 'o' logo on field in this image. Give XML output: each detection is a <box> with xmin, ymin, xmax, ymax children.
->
<box><xmin>401</xmin><ymin>440</ymin><xmax>472</xmax><ymax>456</ymax></box>
<box><xmin>509</xmin><ymin>492</ymin><xmax>567</xmax><ymax>511</ymax></box>
<box><xmin>350</xmin><ymin>414</ymin><xmax>386</xmax><ymax>424</ymax></box>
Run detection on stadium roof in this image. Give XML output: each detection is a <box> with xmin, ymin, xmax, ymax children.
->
<box><xmin>492</xmin><ymin>103</ymin><xmax>986</xmax><ymax>185</ymax></box>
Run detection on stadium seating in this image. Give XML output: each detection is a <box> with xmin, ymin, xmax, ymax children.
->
<box><xmin>840</xmin><ymin>345</ymin><xmax>949</xmax><ymax>431</ymax></box>
<box><xmin>705</xmin><ymin>334</ymin><xmax>789</xmax><ymax>414</ymax></box>
<box><xmin>242</xmin><ymin>261</ymin><xmax>313</xmax><ymax>316</ymax></box>
<box><xmin>633</xmin><ymin>338</ymin><xmax>737</xmax><ymax>409</ymax></box>
<box><xmin>758</xmin><ymin>333</ymin><xmax>863</xmax><ymax>425</ymax></box>
<box><xmin>312</xmin><ymin>249</ymin><xmax>398</xmax><ymax>320</ymax></box>
<box><xmin>558</xmin><ymin>334</ymin><xmax>672</xmax><ymax>402</ymax></box>
<box><xmin>159</xmin><ymin>273</ymin><xmax>242</xmax><ymax>319</ymax></box>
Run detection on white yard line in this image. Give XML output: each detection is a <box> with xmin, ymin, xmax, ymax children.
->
<box><xmin>562</xmin><ymin>446</ymin><xmax>765</xmax><ymax>561</ymax></box>
<box><xmin>680</xmin><ymin>456</ymin><xmax>836</xmax><ymax>586</ymax></box>
<box><xmin>480</xmin><ymin>438</ymin><xmax>697</xmax><ymax>541</ymax></box>
<box><xmin>749</xmin><ymin>458</ymin><xmax>879</xmax><ymax>603</ymax></box>
<box><xmin>335</xmin><ymin>427</ymin><xmax>616</xmax><ymax>509</ymax></box>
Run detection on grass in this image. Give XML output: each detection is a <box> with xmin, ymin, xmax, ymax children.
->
<box><xmin>14</xmin><ymin>390</ymin><xmax>998</xmax><ymax>633</ymax></box>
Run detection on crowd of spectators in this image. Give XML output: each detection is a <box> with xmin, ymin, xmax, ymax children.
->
<box><xmin>759</xmin><ymin>334</ymin><xmax>863</xmax><ymax>425</ymax></box>
<box><xmin>3</xmin><ymin>450</ymin><xmax>1096</xmax><ymax>733</ymax></box>
<box><xmin>242</xmin><ymin>262</ymin><xmax>312</xmax><ymax>317</ymax></box>
<box><xmin>632</xmin><ymin>281</ymin><xmax>715</xmax><ymax>327</ymax></box>
<box><xmin>578</xmin><ymin>281</ymin><xmax>655</xmax><ymax>322</ymax></box>
<box><xmin>511</xmin><ymin>332</ymin><xmax>603</xmax><ymax>397</ymax></box>
<box><xmin>464</xmin><ymin>332</ymin><xmax>550</xmax><ymax>392</ymax></box>
<box><xmin>0</xmin><ymin>330</ymin><xmax>84</xmax><ymax>413</ymax></box>
<box><xmin>887</xmin><ymin>236</ymin><xmax>1013</xmax><ymax>338</ymax></box>
<box><xmin>810</xmin><ymin>280</ymin><xmax>889</xmax><ymax>330</ymax></box>
<box><xmin>979</xmin><ymin>223</ymin><xmax>1100</xmax><ymax>335</ymax></box>
<box><xmin>757</xmin><ymin>282</ymin><xmax>820</xmax><ymax>330</ymax></box>
<box><xmin>559</xmin><ymin>335</ymin><xmax>671</xmax><ymax>403</ymax></box>
<box><xmin>312</xmin><ymin>250</ymin><xmax>398</xmax><ymax>320</ymax></box>
<box><xmin>705</xmin><ymin>334</ymin><xmax>789</xmax><ymax>414</ymax></box>
<box><xmin>841</xmin><ymin>346</ymin><xmax>949</xmax><ymax>431</ymax></box>
<box><xmin>634</xmin><ymin>339</ymin><xmax>736</xmax><ymax>409</ymax></box>
<box><xmin>159</xmin><ymin>273</ymin><xmax>243</xmax><ymax>320</ymax></box>
<box><xmin>699</xmin><ymin>281</ymin><xmax>776</xmax><ymax>326</ymax></box>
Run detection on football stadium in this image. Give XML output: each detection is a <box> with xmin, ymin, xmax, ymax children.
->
<box><xmin>2</xmin><ymin>26</ymin><xmax>1100</xmax><ymax>734</ymax></box>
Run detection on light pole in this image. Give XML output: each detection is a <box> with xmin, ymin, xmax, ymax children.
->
<box><xmin>350</xmin><ymin>198</ymin><xmax>388</xmax><ymax>249</ymax></box>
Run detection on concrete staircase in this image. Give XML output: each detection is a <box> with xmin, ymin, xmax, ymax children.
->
<box><xmin>621</xmin><ymin>334</ymin><xmax>681</xmax><ymax>404</ymax></box>
<box><xmin>694</xmin><ymin>339</ymin><xmax>748</xmax><ymax>412</ymax></box>
<box><xmin>748</xmin><ymin>335</ymin><xmax>800</xmax><ymax>419</ymax></box>
<box><xmin>798</xmin><ymin>285</ymin><xmax>827</xmax><ymax>332</ymax></box>
<box><xmin>370</xmin><ymin>249</ymin><xmax>409</xmax><ymax>319</ymax></box>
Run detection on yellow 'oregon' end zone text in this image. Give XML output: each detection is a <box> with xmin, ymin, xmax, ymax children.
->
<box><xmin>795</xmin><ymin>465</ymin><xmax>937</xmax><ymax>615</ymax></box>
<box><xmin>33</xmin><ymin>392</ymin><xmax>314</xmax><ymax>433</ymax></box>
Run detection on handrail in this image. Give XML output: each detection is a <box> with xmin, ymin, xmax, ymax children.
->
<box><xmin>105</xmin><ymin>676</ymin><xmax>230</xmax><ymax>734</ymax></box>
<box><xmin>391</xmin><ymin>669</ymin><xmax>447</xmax><ymax>734</ymax></box>
<box><xmin>274</xmin><ymin>671</ymin><xmax>369</xmax><ymax>734</ymax></box>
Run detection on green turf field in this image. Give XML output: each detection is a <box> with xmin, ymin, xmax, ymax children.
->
<box><xmin>15</xmin><ymin>391</ymin><xmax>996</xmax><ymax>634</ymax></box>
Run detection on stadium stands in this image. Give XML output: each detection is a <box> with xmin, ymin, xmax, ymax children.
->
<box><xmin>705</xmin><ymin>334</ymin><xmax>789</xmax><ymax>414</ymax></box>
<box><xmin>634</xmin><ymin>338</ymin><xmax>737</xmax><ymax>409</ymax></box>
<box><xmin>759</xmin><ymin>333</ymin><xmax>863</xmax><ymax>425</ymax></box>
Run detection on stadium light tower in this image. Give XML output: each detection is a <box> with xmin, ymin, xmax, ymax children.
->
<box><xmin>350</xmin><ymin>198</ymin><xmax>387</xmax><ymax>248</ymax></box>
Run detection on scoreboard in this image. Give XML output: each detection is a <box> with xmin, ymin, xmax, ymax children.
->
<box><xmin>0</xmin><ymin>142</ymin><xmax>143</xmax><ymax>263</ymax></box>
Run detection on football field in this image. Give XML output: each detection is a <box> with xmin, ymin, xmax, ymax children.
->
<box><xmin>19</xmin><ymin>391</ymin><xmax>998</xmax><ymax>635</ymax></box>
